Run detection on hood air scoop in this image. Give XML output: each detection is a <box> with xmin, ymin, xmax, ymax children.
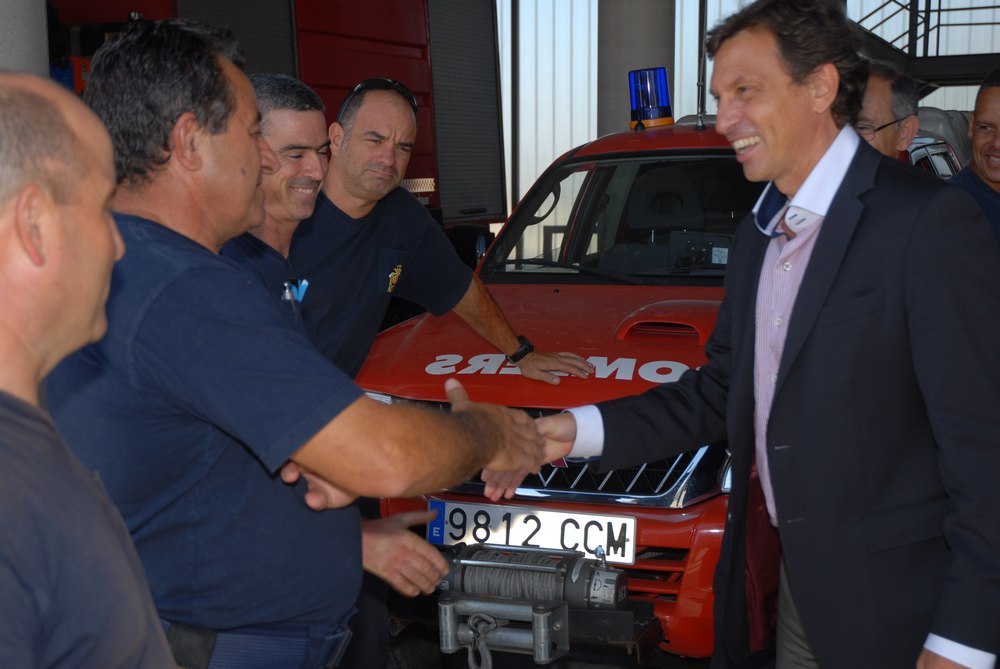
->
<box><xmin>614</xmin><ymin>300</ymin><xmax>720</xmax><ymax>346</ymax></box>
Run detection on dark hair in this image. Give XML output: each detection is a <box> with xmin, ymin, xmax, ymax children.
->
<box><xmin>0</xmin><ymin>82</ymin><xmax>83</xmax><ymax>204</ymax></box>
<box><xmin>84</xmin><ymin>18</ymin><xmax>246</xmax><ymax>186</ymax></box>
<box><xmin>975</xmin><ymin>67</ymin><xmax>1000</xmax><ymax>109</ymax></box>
<box><xmin>250</xmin><ymin>74</ymin><xmax>325</xmax><ymax>127</ymax></box>
<box><xmin>706</xmin><ymin>0</ymin><xmax>868</xmax><ymax>128</ymax></box>
<box><xmin>336</xmin><ymin>78</ymin><xmax>418</xmax><ymax>136</ymax></box>
<box><xmin>867</xmin><ymin>58</ymin><xmax>919</xmax><ymax>119</ymax></box>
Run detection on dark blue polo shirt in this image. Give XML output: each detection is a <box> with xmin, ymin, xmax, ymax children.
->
<box><xmin>289</xmin><ymin>188</ymin><xmax>472</xmax><ymax>377</ymax></box>
<box><xmin>221</xmin><ymin>232</ymin><xmax>315</xmax><ymax>339</ymax></box>
<box><xmin>45</xmin><ymin>214</ymin><xmax>363</xmax><ymax>631</ymax></box>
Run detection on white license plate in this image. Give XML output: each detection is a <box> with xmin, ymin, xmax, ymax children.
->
<box><xmin>426</xmin><ymin>499</ymin><xmax>636</xmax><ymax>565</ymax></box>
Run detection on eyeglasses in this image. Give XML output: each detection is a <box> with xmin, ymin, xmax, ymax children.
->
<box><xmin>855</xmin><ymin>117</ymin><xmax>906</xmax><ymax>141</ymax></box>
<box><xmin>336</xmin><ymin>77</ymin><xmax>418</xmax><ymax>122</ymax></box>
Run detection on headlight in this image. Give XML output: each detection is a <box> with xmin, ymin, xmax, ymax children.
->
<box><xmin>364</xmin><ymin>390</ymin><xmax>396</xmax><ymax>405</ymax></box>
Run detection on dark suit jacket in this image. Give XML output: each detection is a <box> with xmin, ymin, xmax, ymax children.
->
<box><xmin>598</xmin><ymin>142</ymin><xmax>1000</xmax><ymax>668</ymax></box>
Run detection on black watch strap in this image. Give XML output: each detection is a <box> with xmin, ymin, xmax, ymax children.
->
<box><xmin>506</xmin><ymin>335</ymin><xmax>534</xmax><ymax>364</ymax></box>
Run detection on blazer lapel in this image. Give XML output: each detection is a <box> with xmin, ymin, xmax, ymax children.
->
<box><xmin>774</xmin><ymin>144</ymin><xmax>879</xmax><ymax>393</ymax></box>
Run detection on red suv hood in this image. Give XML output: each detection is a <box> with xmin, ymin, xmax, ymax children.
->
<box><xmin>356</xmin><ymin>283</ymin><xmax>721</xmax><ymax>408</ymax></box>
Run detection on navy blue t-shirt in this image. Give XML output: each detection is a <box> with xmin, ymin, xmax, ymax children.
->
<box><xmin>221</xmin><ymin>232</ymin><xmax>315</xmax><ymax>339</ymax></box>
<box><xmin>0</xmin><ymin>391</ymin><xmax>175</xmax><ymax>668</ymax></box>
<box><xmin>45</xmin><ymin>214</ymin><xmax>363</xmax><ymax>631</ymax></box>
<box><xmin>289</xmin><ymin>188</ymin><xmax>472</xmax><ymax>377</ymax></box>
<box><xmin>950</xmin><ymin>167</ymin><xmax>1000</xmax><ymax>245</ymax></box>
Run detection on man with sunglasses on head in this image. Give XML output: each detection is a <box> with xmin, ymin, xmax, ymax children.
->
<box><xmin>856</xmin><ymin>58</ymin><xmax>920</xmax><ymax>159</ymax></box>
<box><xmin>289</xmin><ymin>77</ymin><xmax>594</xmax><ymax>383</ymax></box>
<box><xmin>277</xmin><ymin>77</ymin><xmax>593</xmax><ymax>669</ymax></box>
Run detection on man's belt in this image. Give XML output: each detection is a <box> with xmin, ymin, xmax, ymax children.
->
<box><xmin>162</xmin><ymin>619</ymin><xmax>352</xmax><ymax>669</ymax></box>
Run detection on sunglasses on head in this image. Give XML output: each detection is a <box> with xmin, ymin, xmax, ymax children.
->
<box><xmin>337</xmin><ymin>77</ymin><xmax>418</xmax><ymax>122</ymax></box>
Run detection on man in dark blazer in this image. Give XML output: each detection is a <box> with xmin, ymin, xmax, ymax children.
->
<box><xmin>496</xmin><ymin>1</ymin><xmax>1000</xmax><ymax>667</ymax></box>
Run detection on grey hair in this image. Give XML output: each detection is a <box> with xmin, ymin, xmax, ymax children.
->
<box><xmin>250</xmin><ymin>73</ymin><xmax>325</xmax><ymax>132</ymax></box>
<box><xmin>0</xmin><ymin>82</ymin><xmax>83</xmax><ymax>205</ymax></box>
<box><xmin>867</xmin><ymin>58</ymin><xmax>919</xmax><ymax>119</ymax></box>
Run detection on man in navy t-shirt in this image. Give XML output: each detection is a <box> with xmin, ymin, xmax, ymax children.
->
<box><xmin>290</xmin><ymin>78</ymin><xmax>595</xmax><ymax>382</ymax></box>
<box><xmin>951</xmin><ymin>67</ymin><xmax>1000</xmax><ymax>244</ymax></box>
<box><xmin>45</xmin><ymin>19</ymin><xmax>551</xmax><ymax>669</ymax></box>
<box><xmin>0</xmin><ymin>73</ymin><xmax>174</xmax><ymax>668</ymax></box>
<box><xmin>222</xmin><ymin>74</ymin><xmax>331</xmax><ymax>339</ymax></box>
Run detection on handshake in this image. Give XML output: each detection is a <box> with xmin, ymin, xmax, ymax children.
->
<box><xmin>283</xmin><ymin>378</ymin><xmax>580</xmax><ymax>509</ymax></box>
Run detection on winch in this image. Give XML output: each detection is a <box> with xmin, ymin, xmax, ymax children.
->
<box><xmin>438</xmin><ymin>543</ymin><xmax>627</xmax><ymax>667</ymax></box>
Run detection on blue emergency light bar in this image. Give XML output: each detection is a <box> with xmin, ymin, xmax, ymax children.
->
<box><xmin>629</xmin><ymin>67</ymin><xmax>674</xmax><ymax>129</ymax></box>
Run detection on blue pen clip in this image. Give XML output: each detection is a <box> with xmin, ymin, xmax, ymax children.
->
<box><xmin>290</xmin><ymin>278</ymin><xmax>309</xmax><ymax>302</ymax></box>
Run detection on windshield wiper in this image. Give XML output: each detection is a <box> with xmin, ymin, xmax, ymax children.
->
<box><xmin>658</xmin><ymin>264</ymin><xmax>727</xmax><ymax>276</ymax></box>
<box><xmin>481</xmin><ymin>259</ymin><xmax>646</xmax><ymax>285</ymax></box>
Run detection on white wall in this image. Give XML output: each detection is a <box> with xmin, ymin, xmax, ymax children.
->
<box><xmin>0</xmin><ymin>0</ymin><xmax>49</xmax><ymax>75</ymax></box>
<box><xmin>497</xmin><ymin>0</ymin><xmax>996</xmax><ymax>214</ymax></box>
<box><xmin>672</xmin><ymin>0</ymin><xmax>994</xmax><ymax>117</ymax></box>
<box><xmin>497</xmin><ymin>0</ymin><xmax>598</xmax><ymax>209</ymax></box>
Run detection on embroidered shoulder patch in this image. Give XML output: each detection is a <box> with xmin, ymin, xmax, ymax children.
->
<box><xmin>387</xmin><ymin>264</ymin><xmax>403</xmax><ymax>293</ymax></box>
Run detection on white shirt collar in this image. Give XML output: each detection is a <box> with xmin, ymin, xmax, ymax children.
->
<box><xmin>753</xmin><ymin>125</ymin><xmax>861</xmax><ymax>236</ymax></box>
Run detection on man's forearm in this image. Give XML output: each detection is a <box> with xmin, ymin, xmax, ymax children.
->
<box><xmin>451</xmin><ymin>274</ymin><xmax>520</xmax><ymax>356</ymax></box>
<box><xmin>291</xmin><ymin>382</ymin><xmax>545</xmax><ymax>500</ymax></box>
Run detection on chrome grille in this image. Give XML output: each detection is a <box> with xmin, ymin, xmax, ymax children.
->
<box><xmin>531</xmin><ymin>455</ymin><xmax>695</xmax><ymax>495</ymax></box>
<box><xmin>450</xmin><ymin>444</ymin><xmax>724</xmax><ymax>508</ymax></box>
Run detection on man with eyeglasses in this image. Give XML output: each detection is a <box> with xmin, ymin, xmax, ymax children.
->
<box><xmin>856</xmin><ymin>59</ymin><xmax>920</xmax><ymax>159</ymax></box>
<box><xmin>951</xmin><ymin>68</ymin><xmax>1000</xmax><ymax>243</ymax></box>
<box><xmin>281</xmin><ymin>76</ymin><xmax>594</xmax><ymax>669</ymax></box>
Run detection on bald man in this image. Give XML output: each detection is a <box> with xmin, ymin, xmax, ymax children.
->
<box><xmin>0</xmin><ymin>72</ymin><xmax>173</xmax><ymax>668</ymax></box>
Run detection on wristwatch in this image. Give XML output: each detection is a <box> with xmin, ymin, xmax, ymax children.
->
<box><xmin>506</xmin><ymin>335</ymin><xmax>534</xmax><ymax>364</ymax></box>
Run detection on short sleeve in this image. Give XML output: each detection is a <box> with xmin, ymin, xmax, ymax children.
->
<box><xmin>131</xmin><ymin>267</ymin><xmax>363</xmax><ymax>472</ymax></box>
<box><xmin>393</xmin><ymin>203</ymin><xmax>473</xmax><ymax>315</ymax></box>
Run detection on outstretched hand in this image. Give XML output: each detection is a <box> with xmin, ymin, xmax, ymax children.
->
<box><xmin>363</xmin><ymin>510</ymin><xmax>450</xmax><ymax>597</ymax></box>
<box><xmin>480</xmin><ymin>411</ymin><xmax>577</xmax><ymax>501</ymax></box>
<box><xmin>280</xmin><ymin>461</ymin><xmax>356</xmax><ymax>510</ymax></box>
<box><xmin>445</xmin><ymin>378</ymin><xmax>547</xmax><ymax>476</ymax></box>
<box><xmin>516</xmin><ymin>351</ymin><xmax>595</xmax><ymax>385</ymax></box>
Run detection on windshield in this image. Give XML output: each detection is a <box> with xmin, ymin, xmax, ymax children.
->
<box><xmin>482</xmin><ymin>154</ymin><xmax>764</xmax><ymax>284</ymax></box>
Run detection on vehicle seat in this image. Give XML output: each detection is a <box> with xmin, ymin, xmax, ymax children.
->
<box><xmin>600</xmin><ymin>167</ymin><xmax>704</xmax><ymax>274</ymax></box>
<box><xmin>624</xmin><ymin>166</ymin><xmax>704</xmax><ymax>241</ymax></box>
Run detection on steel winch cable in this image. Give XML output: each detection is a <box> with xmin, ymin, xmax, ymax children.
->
<box><xmin>460</xmin><ymin>548</ymin><xmax>563</xmax><ymax>601</ymax></box>
<box><xmin>445</xmin><ymin>543</ymin><xmax>628</xmax><ymax>611</ymax></box>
